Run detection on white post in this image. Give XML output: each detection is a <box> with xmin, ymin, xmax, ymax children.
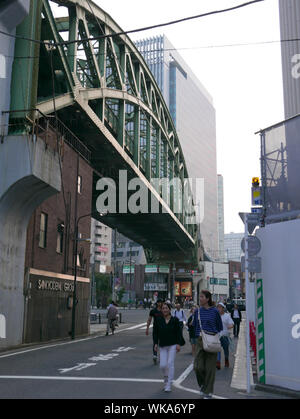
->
<box><xmin>245</xmin><ymin>214</ymin><xmax>251</xmax><ymax>394</ymax></box>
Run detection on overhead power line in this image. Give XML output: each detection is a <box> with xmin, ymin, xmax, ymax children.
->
<box><xmin>0</xmin><ymin>0</ymin><xmax>265</xmax><ymax>47</ymax></box>
<box><xmin>4</xmin><ymin>36</ymin><xmax>300</xmax><ymax>61</ymax></box>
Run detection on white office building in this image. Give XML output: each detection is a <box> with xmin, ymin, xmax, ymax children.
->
<box><xmin>135</xmin><ymin>35</ymin><xmax>219</xmax><ymax>257</ymax></box>
<box><xmin>279</xmin><ymin>0</ymin><xmax>300</xmax><ymax>118</ymax></box>
<box><xmin>217</xmin><ymin>175</ymin><xmax>225</xmax><ymax>261</ymax></box>
<box><xmin>90</xmin><ymin>218</ymin><xmax>112</xmax><ymax>273</ymax></box>
<box><xmin>224</xmin><ymin>232</ymin><xmax>244</xmax><ymax>262</ymax></box>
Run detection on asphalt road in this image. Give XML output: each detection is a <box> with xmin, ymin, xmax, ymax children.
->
<box><xmin>0</xmin><ymin>309</ymin><xmax>290</xmax><ymax>399</ymax></box>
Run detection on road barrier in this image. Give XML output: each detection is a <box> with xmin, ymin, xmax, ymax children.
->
<box><xmin>90</xmin><ymin>313</ymin><xmax>101</xmax><ymax>324</ymax></box>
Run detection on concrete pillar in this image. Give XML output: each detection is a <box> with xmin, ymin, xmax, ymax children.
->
<box><xmin>0</xmin><ymin>0</ymin><xmax>30</xmax><ymax>133</ymax></box>
<box><xmin>0</xmin><ymin>135</ymin><xmax>61</xmax><ymax>349</ymax></box>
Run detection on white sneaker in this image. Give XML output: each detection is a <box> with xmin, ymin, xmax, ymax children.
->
<box><xmin>164</xmin><ymin>386</ymin><xmax>171</xmax><ymax>392</ymax></box>
<box><xmin>163</xmin><ymin>376</ymin><xmax>168</xmax><ymax>387</ymax></box>
<box><xmin>203</xmin><ymin>393</ymin><xmax>213</xmax><ymax>399</ymax></box>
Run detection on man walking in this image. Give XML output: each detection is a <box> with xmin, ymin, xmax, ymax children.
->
<box><xmin>146</xmin><ymin>298</ymin><xmax>164</xmax><ymax>364</ymax></box>
<box><xmin>231</xmin><ymin>304</ymin><xmax>242</xmax><ymax>337</ymax></box>
<box><xmin>172</xmin><ymin>303</ymin><xmax>187</xmax><ymax>331</ymax></box>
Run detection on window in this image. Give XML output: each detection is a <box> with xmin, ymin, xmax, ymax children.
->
<box><xmin>56</xmin><ymin>223</ymin><xmax>64</xmax><ymax>253</ymax></box>
<box><xmin>39</xmin><ymin>213</ymin><xmax>48</xmax><ymax>248</ymax></box>
<box><xmin>77</xmin><ymin>175</ymin><xmax>82</xmax><ymax>194</ymax></box>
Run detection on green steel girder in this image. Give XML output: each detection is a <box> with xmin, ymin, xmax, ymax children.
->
<box><xmin>11</xmin><ymin>0</ymin><xmax>199</xmax><ymax>264</ymax></box>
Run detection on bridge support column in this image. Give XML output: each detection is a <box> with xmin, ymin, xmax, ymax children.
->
<box><xmin>0</xmin><ymin>135</ymin><xmax>61</xmax><ymax>350</ymax></box>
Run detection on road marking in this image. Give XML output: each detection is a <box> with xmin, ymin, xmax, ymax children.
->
<box><xmin>0</xmin><ymin>376</ymin><xmax>164</xmax><ymax>383</ymax></box>
<box><xmin>0</xmin><ymin>323</ymin><xmax>146</xmax><ymax>359</ymax></box>
<box><xmin>59</xmin><ymin>363</ymin><xmax>97</xmax><ymax>374</ymax></box>
<box><xmin>140</xmin><ymin>325</ymin><xmax>152</xmax><ymax>330</ymax></box>
<box><xmin>112</xmin><ymin>347</ymin><xmax>135</xmax><ymax>352</ymax></box>
<box><xmin>173</xmin><ymin>362</ymin><xmax>226</xmax><ymax>400</ymax></box>
<box><xmin>119</xmin><ymin>323</ymin><xmax>147</xmax><ymax>331</ymax></box>
<box><xmin>88</xmin><ymin>353</ymin><xmax>119</xmax><ymax>362</ymax></box>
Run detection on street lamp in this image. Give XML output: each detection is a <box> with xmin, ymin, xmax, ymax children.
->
<box><xmin>71</xmin><ymin>210</ymin><xmax>108</xmax><ymax>340</ymax></box>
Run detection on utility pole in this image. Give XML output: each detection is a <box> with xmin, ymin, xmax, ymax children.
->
<box><xmin>113</xmin><ymin>228</ymin><xmax>117</xmax><ymax>301</ymax></box>
<box><xmin>129</xmin><ymin>242</ymin><xmax>132</xmax><ymax>300</ymax></box>
<box><xmin>244</xmin><ymin>213</ymin><xmax>251</xmax><ymax>394</ymax></box>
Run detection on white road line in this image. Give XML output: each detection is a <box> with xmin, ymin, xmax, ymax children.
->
<box><xmin>118</xmin><ymin>323</ymin><xmax>147</xmax><ymax>331</ymax></box>
<box><xmin>173</xmin><ymin>362</ymin><xmax>226</xmax><ymax>400</ymax></box>
<box><xmin>0</xmin><ymin>322</ymin><xmax>147</xmax><ymax>359</ymax></box>
<box><xmin>0</xmin><ymin>376</ymin><xmax>164</xmax><ymax>383</ymax></box>
<box><xmin>140</xmin><ymin>325</ymin><xmax>152</xmax><ymax>330</ymax></box>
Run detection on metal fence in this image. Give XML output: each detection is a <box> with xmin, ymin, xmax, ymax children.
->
<box><xmin>259</xmin><ymin>114</ymin><xmax>300</xmax><ymax>223</ymax></box>
<box><xmin>1</xmin><ymin>109</ymin><xmax>91</xmax><ymax>163</ymax></box>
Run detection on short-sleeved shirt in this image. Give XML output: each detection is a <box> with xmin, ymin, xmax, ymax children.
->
<box><xmin>220</xmin><ymin>313</ymin><xmax>234</xmax><ymax>337</ymax></box>
<box><xmin>149</xmin><ymin>307</ymin><xmax>163</xmax><ymax>325</ymax></box>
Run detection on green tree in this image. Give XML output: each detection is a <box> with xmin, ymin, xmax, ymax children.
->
<box><xmin>116</xmin><ymin>286</ymin><xmax>126</xmax><ymax>303</ymax></box>
<box><xmin>95</xmin><ymin>272</ymin><xmax>112</xmax><ymax>308</ymax></box>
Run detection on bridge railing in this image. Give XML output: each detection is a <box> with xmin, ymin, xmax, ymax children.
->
<box><xmin>1</xmin><ymin>109</ymin><xmax>91</xmax><ymax>163</ymax></box>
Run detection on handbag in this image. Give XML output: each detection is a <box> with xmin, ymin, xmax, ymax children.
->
<box><xmin>198</xmin><ymin>309</ymin><xmax>221</xmax><ymax>353</ymax></box>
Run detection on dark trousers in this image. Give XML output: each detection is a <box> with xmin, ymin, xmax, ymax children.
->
<box><xmin>233</xmin><ymin>319</ymin><xmax>241</xmax><ymax>337</ymax></box>
<box><xmin>194</xmin><ymin>336</ymin><xmax>218</xmax><ymax>395</ymax></box>
<box><xmin>153</xmin><ymin>342</ymin><xmax>158</xmax><ymax>358</ymax></box>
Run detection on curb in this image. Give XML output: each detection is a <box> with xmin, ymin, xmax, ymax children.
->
<box><xmin>255</xmin><ymin>383</ymin><xmax>300</xmax><ymax>399</ymax></box>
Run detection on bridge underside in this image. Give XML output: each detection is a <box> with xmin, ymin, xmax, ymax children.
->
<box><xmin>51</xmin><ymin>102</ymin><xmax>197</xmax><ymax>263</ymax></box>
<box><xmin>10</xmin><ymin>0</ymin><xmax>200</xmax><ymax>266</ymax></box>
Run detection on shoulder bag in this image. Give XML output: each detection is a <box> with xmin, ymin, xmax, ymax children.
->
<box><xmin>198</xmin><ymin>309</ymin><xmax>221</xmax><ymax>353</ymax></box>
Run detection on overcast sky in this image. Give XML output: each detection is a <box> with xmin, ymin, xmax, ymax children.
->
<box><xmin>53</xmin><ymin>0</ymin><xmax>284</xmax><ymax>234</ymax></box>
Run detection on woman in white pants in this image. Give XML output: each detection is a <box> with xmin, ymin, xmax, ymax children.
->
<box><xmin>153</xmin><ymin>302</ymin><xmax>183</xmax><ymax>392</ymax></box>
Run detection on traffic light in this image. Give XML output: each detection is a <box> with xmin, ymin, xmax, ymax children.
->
<box><xmin>252</xmin><ymin>177</ymin><xmax>260</xmax><ymax>187</ymax></box>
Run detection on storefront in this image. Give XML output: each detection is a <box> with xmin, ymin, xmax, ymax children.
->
<box><xmin>24</xmin><ymin>269</ymin><xmax>90</xmax><ymax>343</ymax></box>
<box><xmin>144</xmin><ymin>265</ymin><xmax>170</xmax><ymax>301</ymax></box>
<box><xmin>174</xmin><ymin>278</ymin><xmax>193</xmax><ymax>305</ymax></box>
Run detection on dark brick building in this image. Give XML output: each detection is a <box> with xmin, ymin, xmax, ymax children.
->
<box><xmin>23</xmin><ymin>123</ymin><xmax>93</xmax><ymax>343</ymax></box>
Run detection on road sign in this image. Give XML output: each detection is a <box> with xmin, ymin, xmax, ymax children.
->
<box><xmin>241</xmin><ymin>256</ymin><xmax>262</xmax><ymax>273</ymax></box>
<box><xmin>239</xmin><ymin>212</ymin><xmax>260</xmax><ymax>234</ymax></box>
<box><xmin>252</xmin><ymin>187</ymin><xmax>262</xmax><ymax>206</ymax></box>
<box><xmin>251</xmin><ymin>207</ymin><xmax>263</xmax><ymax>214</ymax></box>
<box><xmin>241</xmin><ymin>236</ymin><xmax>261</xmax><ymax>257</ymax></box>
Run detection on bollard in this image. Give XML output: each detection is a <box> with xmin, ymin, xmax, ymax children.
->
<box><xmin>119</xmin><ymin>313</ymin><xmax>122</xmax><ymax>323</ymax></box>
<box><xmin>98</xmin><ymin>313</ymin><xmax>101</xmax><ymax>324</ymax></box>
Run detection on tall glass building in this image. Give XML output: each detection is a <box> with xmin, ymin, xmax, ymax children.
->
<box><xmin>279</xmin><ymin>0</ymin><xmax>300</xmax><ymax>119</ymax></box>
<box><xmin>135</xmin><ymin>35</ymin><xmax>218</xmax><ymax>255</ymax></box>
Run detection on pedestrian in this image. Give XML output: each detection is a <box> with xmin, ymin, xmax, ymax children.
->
<box><xmin>193</xmin><ymin>290</ymin><xmax>223</xmax><ymax>399</ymax></box>
<box><xmin>172</xmin><ymin>302</ymin><xmax>187</xmax><ymax>331</ymax></box>
<box><xmin>105</xmin><ymin>301</ymin><xmax>118</xmax><ymax>336</ymax></box>
<box><xmin>231</xmin><ymin>304</ymin><xmax>242</xmax><ymax>337</ymax></box>
<box><xmin>145</xmin><ymin>298</ymin><xmax>164</xmax><ymax>364</ymax></box>
<box><xmin>153</xmin><ymin>302</ymin><xmax>183</xmax><ymax>392</ymax></box>
<box><xmin>216</xmin><ymin>302</ymin><xmax>234</xmax><ymax>369</ymax></box>
<box><xmin>187</xmin><ymin>306</ymin><xmax>197</xmax><ymax>356</ymax></box>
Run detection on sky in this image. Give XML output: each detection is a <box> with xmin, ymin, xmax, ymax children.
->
<box><xmin>53</xmin><ymin>0</ymin><xmax>285</xmax><ymax>234</ymax></box>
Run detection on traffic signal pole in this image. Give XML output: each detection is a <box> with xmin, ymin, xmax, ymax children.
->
<box><xmin>244</xmin><ymin>214</ymin><xmax>251</xmax><ymax>394</ymax></box>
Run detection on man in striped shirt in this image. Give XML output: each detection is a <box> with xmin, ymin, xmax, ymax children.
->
<box><xmin>193</xmin><ymin>291</ymin><xmax>223</xmax><ymax>399</ymax></box>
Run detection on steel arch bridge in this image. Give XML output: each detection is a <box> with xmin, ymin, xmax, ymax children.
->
<box><xmin>10</xmin><ymin>0</ymin><xmax>200</xmax><ymax>266</ymax></box>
